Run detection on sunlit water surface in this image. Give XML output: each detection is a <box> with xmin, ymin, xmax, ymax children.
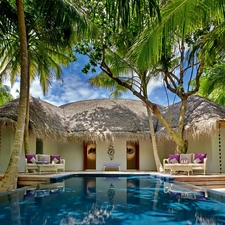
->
<box><xmin>0</xmin><ymin>176</ymin><xmax>225</xmax><ymax>225</ymax></box>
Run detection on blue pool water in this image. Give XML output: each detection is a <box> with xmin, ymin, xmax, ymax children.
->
<box><xmin>0</xmin><ymin>175</ymin><xmax>225</xmax><ymax>225</ymax></box>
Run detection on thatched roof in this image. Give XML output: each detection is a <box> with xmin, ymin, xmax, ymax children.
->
<box><xmin>0</xmin><ymin>97</ymin><xmax>67</xmax><ymax>141</ymax></box>
<box><xmin>158</xmin><ymin>95</ymin><xmax>225</xmax><ymax>139</ymax></box>
<box><xmin>0</xmin><ymin>95</ymin><xmax>225</xmax><ymax>142</ymax></box>
<box><xmin>60</xmin><ymin>99</ymin><xmax>161</xmax><ymax>142</ymax></box>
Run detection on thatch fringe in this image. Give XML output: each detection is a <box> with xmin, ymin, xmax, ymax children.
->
<box><xmin>0</xmin><ymin>95</ymin><xmax>225</xmax><ymax>142</ymax></box>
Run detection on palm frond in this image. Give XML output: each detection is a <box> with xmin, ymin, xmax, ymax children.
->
<box><xmin>131</xmin><ymin>0</ymin><xmax>225</xmax><ymax>68</ymax></box>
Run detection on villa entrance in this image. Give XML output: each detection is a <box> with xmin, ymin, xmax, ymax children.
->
<box><xmin>83</xmin><ymin>141</ymin><xmax>96</xmax><ymax>170</ymax></box>
<box><xmin>126</xmin><ymin>140</ymin><xmax>139</xmax><ymax>170</ymax></box>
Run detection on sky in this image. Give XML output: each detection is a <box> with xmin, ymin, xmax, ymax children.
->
<box><xmin>4</xmin><ymin>54</ymin><xmax>178</xmax><ymax>107</ymax></box>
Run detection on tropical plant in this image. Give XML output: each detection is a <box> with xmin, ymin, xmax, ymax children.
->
<box><xmin>80</xmin><ymin>0</ymin><xmax>225</xmax><ymax>154</ymax></box>
<box><xmin>76</xmin><ymin>0</ymin><xmax>163</xmax><ymax>171</ymax></box>
<box><xmin>193</xmin><ymin>59</ymin><xmax>225</xmax><ymax>106</ymax></box>
<box><xmin>89</xmin><ymin>64</ymin><xmax>164</xmax><ymax>172</ymax></box>
<box><xmin>0</xmin><ymin>84</ymin><xmax>14</xmax><ymax>105</ymax></box>
<box><xmin>193</xmin><ymin>17</ymin><xmax>225</xmax><ymax>106</ymax></box>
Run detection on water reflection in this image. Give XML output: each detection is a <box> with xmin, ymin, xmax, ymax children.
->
<box><xmin>164</xmin><ymin>182</ymin><xmax>208</xmax><ymax>201</ymax></box>
<box><xmin>1</xmin><ymin>176</ymin><xmax>225</xmax><ymax>225</ymax></box>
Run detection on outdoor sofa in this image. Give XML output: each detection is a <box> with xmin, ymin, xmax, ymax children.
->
<box><xmin>163</xmin><ymin>153</ymin><xmax>207</xmax><ymax>175</ymax></box>
<box><xmin>25</xmin><ymin>154</ymin><xmax>65</xmax><ymax>174</ymax></box>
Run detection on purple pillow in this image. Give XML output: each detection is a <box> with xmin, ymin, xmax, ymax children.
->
<box><xmin>194</xmin><ymin>153</ymin><xmax>207</xmax><ymax>163</ymax></box>
<box><xmin>50</xmin><ymin>155</ymin><xmax>61</xmax><ymax>164</ymax></box>
<box><xmin>25</xmin><ymin>154</ymin><xmax>37</xmax><ymax>163</ymax></box>
<box><xmin>169</xmin><ymin>154</ymin><xmax>180</xmax><ymax>164</ymax></box>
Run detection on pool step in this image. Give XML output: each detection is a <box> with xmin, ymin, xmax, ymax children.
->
<box><xmin>174</xmin><ymin>175</ymin><xmax>225</xmax><ymax>190</ymax></box>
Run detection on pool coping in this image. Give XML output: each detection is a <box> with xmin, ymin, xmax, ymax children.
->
<box><xmin>49</xmin><ymin>171</ymin><xmax>174</xmax><ymax>182</ymax></box>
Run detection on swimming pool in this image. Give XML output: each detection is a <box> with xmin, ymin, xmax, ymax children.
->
<box><xmin>0</xmin><ymin>175</ymin><xmax>225</xmax><ymax>225</ymax></box>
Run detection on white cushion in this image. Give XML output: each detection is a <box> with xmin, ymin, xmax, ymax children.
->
<box><xmin>38</xmin><ymin>154</ymin><xmax>50</xmax><ymax>163</ymax></box>
<box><xmin>180</xmin><ymin>154</ymin><xmax>192</xmax><ymax>163</ymax></box>
<box><xmin>171</xmin><ymin>158</ymin><xmax>178</xmax><ymax>164</ymax></box>
<box><xmin>194</xmin><ymin>158</ymin><xmax>201</xmax><ymax>164</ymax></box>
<box><xmin>52</xmin><ymin>158</ymin><xmax>59</xmax><ymax>164</ymax></box>
<box><xmin>30</xmin><ymin>157</ymin><xmax>37</xmax><ymax>164</ymax></box>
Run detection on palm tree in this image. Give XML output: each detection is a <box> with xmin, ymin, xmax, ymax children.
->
<box><xmin>0</xmin><ymin>0</ymin><xmax>90</xmax><ymax>191</ymax></box>
<box><xmin>0</xmin><ymin>0</ymin><xmax>29</xmax><ymax>192</ymax></box>
<box><xmin>0</xmin><ymin>0</ymin><xmax>89</xmax><ymax>154</ymax></box>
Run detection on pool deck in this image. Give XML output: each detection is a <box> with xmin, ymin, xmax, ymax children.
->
<box><xmin>1</xmin><ymin>171</ymin><xmax>225</xmax><ymax>192</ymax></box>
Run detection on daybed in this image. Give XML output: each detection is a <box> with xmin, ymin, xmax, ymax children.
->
<box><xmin>103</xmin><ymin>163</ymin><xmax>120</xmax><ymax>171</ymax></box>
<box><xmin>25</xmin><ymin>154</ymin><xmax>65</xmax><ymax>174</ymax></box>
<box><xmin>163</xmin><ymin>153</ymin><xmax>207</xmax><ymax>175</ymax></box>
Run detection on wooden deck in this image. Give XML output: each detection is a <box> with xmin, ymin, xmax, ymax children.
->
<box><xmin>173</xmin><ymin>173</ymin><xmax>225</xmax><ymax>190</ymax></box>
<box><xmin>1</xmin><ymin>171</ymin><xmax>225</xmax><ymax>192</ymax></box>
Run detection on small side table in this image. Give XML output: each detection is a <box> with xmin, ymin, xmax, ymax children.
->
<box><xmin>37</xmin><ymin>164</ymin><xmax>58</xmax><ymax>174</ymax></box>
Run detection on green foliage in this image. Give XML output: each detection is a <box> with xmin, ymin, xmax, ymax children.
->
<box><xmin>131</xmin><ymin>0</ymin><xmax>225</xmax><ymax>68</ymax></box>
<box><xmin>0</xmin><ymin>85</ymin><xmax>14</xmax><ymax>106</ymax></box>
<box><xmin>195</xmin><ymin>59</ymin><xmax>225</xmax><ymax>105</ymax></box>
<box><xmin>0</xmin><ymin>0</ymin><xmax>88</xmax><ymax>95</ymax></box>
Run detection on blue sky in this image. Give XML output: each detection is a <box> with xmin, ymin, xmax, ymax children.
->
<box><xmin>4</xmin><ymin>54</ymin><xmax>178</xmax><ymax>107</ymax></box>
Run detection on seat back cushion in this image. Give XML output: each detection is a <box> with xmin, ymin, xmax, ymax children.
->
<box><xmin>194</xmin><ymin>153</ymin><xmax>207</xmax><ymax>163</ymax></box>
<box><xmin>38</xmin><ymin>154</ymin><xmax>51</xmax><ymax>164</ymax></box>
<box><xmin>169</xmin><ymin>154</ymin><xmax>180</xmax><ymax>164</ymax></box>
<box><xmin>180</xmin><ymin>154</ymin><xmax>192</xmax><ymax>163</ymax></box>
<box><xmin>25</xmin><ymin>154</ymin><xmax>37</xmax><ymax>164</ymax></box>
<box><xmin>50</xmin><ymin>155</ymin><xmax>61</xmax><ymax>164</ymax></box>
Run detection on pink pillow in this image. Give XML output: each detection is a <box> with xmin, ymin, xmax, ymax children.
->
<box><xmin>25</xmin><ymin>154</ymin><xmax>37</xmax><ymax>163</ymax></box>
<box><xmin>50</xmin><ymin>155</ymin><xmax>61</xmax><ymax>164</ymax></box>
<box><xmin>194</xmin><ymin>153</ymin><xmax>207</xmax><ymax>163</ymax></box>
<box><xmin>169</xmin><ymin>154</ymin><xmax>180</xmax><ymax>164</ymax></box>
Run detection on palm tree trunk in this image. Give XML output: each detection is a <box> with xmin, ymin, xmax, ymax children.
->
<box><xmin>0</xmin><ymin>0</ymin><xmax>28</xmax><ymax>192</ymax></box>
<box><xmin>24</xmin><ymin>70</ymin><xmax>30</xmax><ymax>154</ymax></box>
<box><xmin>146</xmin><ymin>104</ymin><xmax>163</xmax><ymax>172</ymax></box>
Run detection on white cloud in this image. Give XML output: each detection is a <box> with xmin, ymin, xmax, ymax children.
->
<box><xmin>147</xmin><ymin>76</ymin><xmax>164</xmax><ymax>95</ymax></box>
<box><xmin>30</xmin><ymin>79</ymin><xmax>44</xmax><ymax>99</ymax></box>
<box><xmin>3</xmin><ymin>61</ymin><xmax>175</xmax><ymax>107</ymax></box>
<box><xmin>3</xmin><ymin>80</ymin><xmax>20</xmax><ymax>99</ymax></box>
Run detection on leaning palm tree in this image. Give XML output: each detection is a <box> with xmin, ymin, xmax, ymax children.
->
<box><xmin>0</xmin><ymin>0</ymin><xmax>29</xmax><ymax>192</ymax></box>
<box><xmin>0</xmin><ymin>0</ymin><xmax>90</xmax><ymax>192</ymax></box>
<box><xmin>0</xmin><ymin>0</ymin><xmax>90</xmax><ymax>154</ymax></box>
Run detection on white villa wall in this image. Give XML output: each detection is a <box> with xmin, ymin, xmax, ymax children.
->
<box><xmin>219</xmin><ymin>126</ymin><xmax>225</xmax><ymax>173</ymax></box>
<box><xmin>188</xmin><ymin>135</ymin><xmax>213</xmax><ymax>172</ymax></box>
<box><xmin>0</xmin><ymin>127</ymin><xmax>223</xmax><ymax>173</ymax></box>
<box><xmin>44</xmin><ymin>140</ymin><xmax>58</xmax><ymax>155</ymax></box>
<box><xmin>211</xmin><ymin>126</ymin><xmax>225</xmax><ymax>173</ymax></box>
<box><xmin>96</xmin><ymin>140</ymin><xmax>126</xmax><ymax>171</ymax></box>
<box><xmin>157</xmin><ymin>139</ymin><xmax>175</xmax><ymax>163</ymax></box>
<box><xmin>139</xmin><ymin>140</ymin><xmax>156</xmax><ymax>171</ymax></box>
<box><xmin>58</xmin><ymin>142</ymin><xmax>83</xmax><ymax>171</ymax></box>
<box><xmin>0</xmin><ymin>129</ymin><xmax>13</xmax><ymax>173</ymax></box>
